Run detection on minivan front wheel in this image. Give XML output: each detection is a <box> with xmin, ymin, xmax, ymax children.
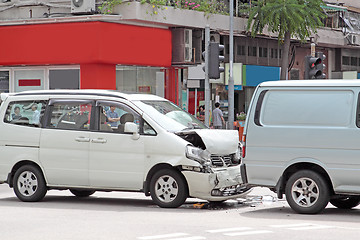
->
<box><xmin>285</xmin><ymin>170</ymin><xmax>329</xmax><ymax>214</ymax></box>
<box><xmin>150</xmin><ymin>169</ymin><xmax>188</xmax><ymax>208</ymax></box>
<box><xmin>13</xmin><ymin>165</ymin><xmax>47</xmax><ymax>202</ymax></box>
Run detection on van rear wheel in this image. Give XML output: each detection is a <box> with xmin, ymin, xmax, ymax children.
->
<box><xmin>330</xmin><ymin>197</ymin><xmax>360</xmax><ymax>209</ymax></box>
<box><xmin>285</xmin><ymin>170</ymin><xmax>329</xmax><ymax>214</ymax></box>
<box><xmin>150</xmin><ymin>169</ymin><xmax>188</xmax><ymax>208</ymax></box>
<box><xmin>13</xmin><ymin>165</ymin><xmax>47</xmax><ymax>202</ymax></box>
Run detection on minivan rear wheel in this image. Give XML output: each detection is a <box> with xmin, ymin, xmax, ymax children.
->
<box><xmin>330</xmin><ymin>196</ymin><xmax>360</xmax><ymax>209</ymax></box>
<box><xmin>285</xmin><ymin>170</ymin><xmax>329</xmax><ymax>214</ymax></box>
<box><xmin>150</xmin><ymin>169</ymin><xmax>188</xmax><ymax>208</ymax></box>
<box><xmin>13</xmin><ymin>165</ymin><xmax>47</xmax><ymax>202</ymax></box>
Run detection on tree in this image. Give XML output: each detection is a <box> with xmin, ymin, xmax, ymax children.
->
<box><xmin>244</xmin><ymin>0</ymin><xmax>325</xmax><ymax>80</ymax></box>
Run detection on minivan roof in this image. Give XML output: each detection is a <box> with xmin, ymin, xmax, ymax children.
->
<box><xmin>259</xmin><ymin>79</ymin><xmax>360</xmax><ymax>87</ymax></box>
<box><xmin>13</xmin><ymin>89</ymin><xmax>165</xmax><ymax>101</ymax></box>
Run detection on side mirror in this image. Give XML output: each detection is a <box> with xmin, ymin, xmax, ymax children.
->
<box><xmin>124</xmin><ymin>122</ymin><xmax>140</xmax><ymax>140</ymax></box>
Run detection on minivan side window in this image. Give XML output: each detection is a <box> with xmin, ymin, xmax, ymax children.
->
<box><xmin>46</xmin><ymin>101</ymin><xmax>92</xmax><ymax>130</ymax></box>
<box><xmin>4</xmin><ymin>100</ymin><xmax>47</xmax><ymax>127</ymax></box>
<box><xmin>97</xmin><ymin>101</ymin><xmax>156</xmax><ymax>135</ymax></box>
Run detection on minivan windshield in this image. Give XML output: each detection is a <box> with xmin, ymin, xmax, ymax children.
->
<box><xmin>133</xmin><ymin>100</ymin><xmax>207</xmax><ymax>132</ymax></box>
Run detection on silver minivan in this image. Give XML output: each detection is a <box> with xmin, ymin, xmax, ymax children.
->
<box><xmin>0</xmin><ymin>90</ymin><xmax>249</xmax><ymax>208</ymax></box>
<box><xmin>241</xmin><ymin>80</ymin><xmax>360</xmax><ymax>214</ymax></box>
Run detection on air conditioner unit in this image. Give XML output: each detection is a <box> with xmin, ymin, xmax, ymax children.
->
<box><xmin>210</xmin><ymin>33</ymin><xmax>220</xmax><ymax>43</ymax></box>
<box><xmin>172</xmin><ymin>28</ymin><xmax>194</xmax><ymax>64</ymax></box>
<box><xmin>348</xmin><ymin>34</ymin><xmax>359</xmax><ymax>45</ymax></box>
<box><xmin>71</xmin><ymin>0</ymin><xmax>95</xmax><ymax>14</ymax></box>
<box><xmin>184</xmin><ymin>29</ymin><xmax>193</xmax><ymax>62</ymax></box>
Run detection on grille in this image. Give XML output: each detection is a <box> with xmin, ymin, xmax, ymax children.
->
<box><xmin>210</xmin><ymin>155</ymin><xmax>232</xmax><ymax>167</ymax></box>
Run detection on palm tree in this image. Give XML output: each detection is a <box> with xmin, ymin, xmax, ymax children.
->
<box><xmin>244</xmin><ymin>0</ymin><xmax>325</xmax><ymax>80</ymax></box>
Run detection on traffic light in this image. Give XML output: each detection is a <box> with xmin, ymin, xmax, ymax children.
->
<box><xmin>208</xmin><ymin>42</ymin><xmax>225</xmax><ymax>79</ymax></box>
<box><xmin>304</xmin><ymin>52</ymin><xmax>326</xmax><ymax>79</ymax></box>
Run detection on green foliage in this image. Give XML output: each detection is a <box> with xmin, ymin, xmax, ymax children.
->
<box><xmin>99</xmin><ymin>0</ymin><xmax>227</xmax><ymax>16</ymax></box>
<box><xmin>243</xmin><ymin>0</ymin><xmax>326</xmax><ymax>41</ymax></box>
<box><xmin>99</xmin><ymin>0</ymin><xmax>123</xmax><ymax>14</ymax></box>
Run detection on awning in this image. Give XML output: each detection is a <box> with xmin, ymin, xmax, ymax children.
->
<box><xmin>322</xmin><ymin>4</ymin><xmax>347</xmax><ymax>12</ymax></box>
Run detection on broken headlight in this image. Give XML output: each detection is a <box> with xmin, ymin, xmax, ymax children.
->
<box><xmin>231</xmin><ymin>144</ymin><xmax>242</xmax><ymax>164</ymax></box>
<box><xmin>185</xmin><ymin>145</ymin><xmax>211</xmax><ymax>165</ymax></box>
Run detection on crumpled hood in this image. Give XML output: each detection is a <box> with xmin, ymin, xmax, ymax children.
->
<box><xmin>177</xmin><ymin>129</ymin><xmax>239</xmax><ymax>155</ymax></box>
<box><xmin>194</xmin><ymin>129</ymin><xmax>239</xmax><ymax>154</ymax></box>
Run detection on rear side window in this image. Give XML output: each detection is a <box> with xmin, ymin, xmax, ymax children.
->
<box><xmin>260</xmin><ymin>90</ymin><xmax>354</xmax><ymax>127</ymax></box>
<box><xmin>3</xmin><ymin>100</ymin><xmax>47</xmax><ymax>127</ymax></box>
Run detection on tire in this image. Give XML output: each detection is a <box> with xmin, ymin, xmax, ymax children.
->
<box><xmin>285</xmin><ymin>170</ymin><xmax>330</xmax><ymax>214</ymax></box>
<box><xmin>330</xmin><ymin>197</ymin><xmax>360</xmax><ymax>209</ymax></box>
<box><xmin>70</xmin><ymin>189</ymin><xmax>96</xmax><ymax>197</ymax></box>
<box><xmin>13</xmin><ymin>165</ymin><xmax>47</xmax><ymax>202</ymax></box>
<box><xmin>150</xmin><ymin>169</ymin><xmax>188</xmax><ymax>208</ymax></box>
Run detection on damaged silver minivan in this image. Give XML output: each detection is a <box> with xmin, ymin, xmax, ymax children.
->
<box><xmin>0</xmin><ymin>90</ymin><xmax>249</xmax><ymax>208</ymax></box>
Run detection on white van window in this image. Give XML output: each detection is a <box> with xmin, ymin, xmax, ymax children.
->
<box><xmin>48</xmin><ymin>102</ymin><xmax>92</xmax><ymax>130</ymax></box>
<box><xmin>134</xmin><ymin>100</ymin><xmax>206</xmax><ymax>132</ymax></box>
<box><xmin>4</xmin><ymin>100</ymin><xmax>47</xmax><ymax>127</ymax></box>
<box><xmin>97</xmin><ymin>102</ymin><xmax>148</xmax><ymax>134</ymax></box>
<box><xmin>261</xmin><ymin>90</ymin><xmax>354</xmax><ymax>127</ymax></box>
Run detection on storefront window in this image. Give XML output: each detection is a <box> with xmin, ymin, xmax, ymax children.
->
<box><xmin>49</xmin><ymin>69</ymin><xmax>80</xmax><ymax>89</ymax></box>
<box><xmin>0</xmin><ymin>71</ymin><xmax>9</xmax><ymax>93</ymax></box>
<box><xmin>14</xmin><ymin>69</ymin><xmax>44</xmax><ymax>92</ymax></box>
<box><xmin>116</xmin><ymin>66</ymin><xmax>164</xmax><ymax>95</ymax></box>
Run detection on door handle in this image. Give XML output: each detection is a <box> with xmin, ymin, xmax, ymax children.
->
<box><xmin>75</xmin><ymin>137</ymin><xmax>90</xmax><ymax>142</ymax></box>
<box><xmin>91</xmin><ymin>138</ymin><xmax>107</xmax><ymax>144</ymax></box>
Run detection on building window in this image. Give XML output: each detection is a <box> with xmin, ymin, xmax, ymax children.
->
<box><xmin>342</xmin><ymin>56</ymin><xmax>350</xmax><ymax>66</ymax></box>
<box><xmin>248</xmin><ymin>46</ymin><xmax>257</xmax><ymax>57</ymax></box>
<box><xmin>49</xmin><ymin>69</ymin><xmax>80</xmax><ymax>89</ymax></box>
<box><xmin>237</xmin><ymin>45</ymin><xmax>245</xmax><ymax>56</ymax></box>
<box><xmin>351</xmin><ymin>57</ymin><xmax>358</xmax><ymax>66</ymax></box>
<box><xmin>0</xmin><ymin>71</ymin><xmax>9</xmax><ymax>93</ymax></box>
<box><xmin>259</xmin><ymin>47</ymin><xmax>268</xmax><ymax>58</ymax></box>
<box><xmin>116</xmin><ymin>66</ymin><xmax>164</xmax><ymax>95</ymax></box>
<box><xmin>271</xmin><ymin>48</ymin><xmax>278</xmax><ymax>59</ymax></box>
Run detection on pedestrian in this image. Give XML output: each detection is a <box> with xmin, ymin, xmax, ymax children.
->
<box><xmin>212</xmin><ymin>102</ymin><xmax>225</xmax><ymax>129</ymax></box>
<box><xmin>197</xmin><ymin>105</ymin><xmax>205</xmax><ymax>123</ymax></box>
<box><xmin>31</xmin><ymin>103</ymin><xmax>40</xmax><ymax>124</ymax></box>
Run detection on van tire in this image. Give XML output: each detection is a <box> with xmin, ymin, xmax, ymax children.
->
<box><xmin>150</xmin><ymin>169</ymin><xmax>188</xmax><ymax>208</ymax></box>
<box><xmin>330</xmin><ymin>197</ymin><xmax>360</xmax><ymax>209</ymax></box>
<box><xmin>70</xmin><ymin>189</ymin><xmax>96</xmax><ymax>197</ymax></box>
<box><xmin>13</xmin><ymin>165</ymin><xmax>47</xmax><ymax>202</ymax></box>
<box><xmin>285</xmin><ymin>170</ymin><xmax>329</xmax><ymax>214</ymax></box>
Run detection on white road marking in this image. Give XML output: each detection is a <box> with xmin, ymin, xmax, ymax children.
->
<box><xmin>138</xmin><ymin>233</ymin><xmax>189</xmax><ymax>240</ymax></box>
<box><xmin>224</xmin><ymin>230</ymin><xmax>273</xmax><ymax>236</ymax></box>
<box><xmin>168</xmin><ymin>237</ymin><xmax>206</xmax><ymax>240</ymax></box>
<box><xmin>270</xmin><ymin>223</ymin><xmax>332</xmax><ymax>230</ymax></box>
<box><xmin>206</xmin><ymin>227</ymin><xmax>253</xmax><ymax>233</ymax></box>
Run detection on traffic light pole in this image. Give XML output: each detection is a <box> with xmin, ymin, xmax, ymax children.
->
<box><xmin>228</xmin><ymin>0</ymin><xmax>234</xmax><ymax>129</ymax></box>
<box><xmin>204</xmin><ymin>25</ymin><xmax>210</xmax><ymax>127</ymax></box>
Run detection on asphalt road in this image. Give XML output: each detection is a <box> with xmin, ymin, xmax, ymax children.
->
<box><xmin>0</xmin><ymin>184</ymin><xmax>359</xmax><ymax>240</ymax></box>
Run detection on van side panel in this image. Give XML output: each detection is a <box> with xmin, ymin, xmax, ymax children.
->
<box><xmin>244</xmin><ymin>87</ymin><xmax>360</xmax><ymax>194</ymax></box>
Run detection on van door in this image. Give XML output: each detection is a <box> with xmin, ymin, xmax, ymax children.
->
<box><xmin>40</xmin><ymin>99</ymin><xmax>94</xmax><ymax>186</ymax></box>
<box><xmin>89</xmin><ymin>101</ymin><xmax>145</xmax><ymax>190</ymax></box>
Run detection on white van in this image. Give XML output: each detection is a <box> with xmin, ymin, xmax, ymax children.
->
<box><xmin>241</xmin><ymin>80</ymin><xmax>360</xmax><ymax>214</ymax></box>
<box><xmin>0</xmin><ymin>90</ymin><xmax>248</xmax><ymax>208</ymax></box>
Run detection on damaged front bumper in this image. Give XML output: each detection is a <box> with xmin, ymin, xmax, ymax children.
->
<box><xmin>181</xmin><ymin>165</ymin><xmax>251</xmax><ymax>201</ymax></box>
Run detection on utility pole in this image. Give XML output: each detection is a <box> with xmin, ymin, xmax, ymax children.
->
<box><xmin>228</xmin><ymin>0</ymin><xmax>234</xmax><ymax>129</ymax></box>
<box><xmin>204</xmin><ymin>25</ymin><xmax>210</xmax><ymax>127</ymax></box>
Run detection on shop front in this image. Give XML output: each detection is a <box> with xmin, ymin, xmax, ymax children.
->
<box><xmin>0</xmin><ymin>20</ymin><xmax>179</xmax><ymax>103</ymax></box>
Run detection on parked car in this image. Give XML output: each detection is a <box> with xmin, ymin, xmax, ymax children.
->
<box><xmin>241</xmin><ymin>80</ymin><xmax>360</xmax><ymax>214</ymax></box>
<box><xmin>0</xmin><ymin>90</ymin><xmax>249</xmax><ymax>208</ymax></box>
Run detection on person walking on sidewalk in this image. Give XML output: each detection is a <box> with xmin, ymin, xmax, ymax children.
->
<box><xmin>212</xmin><ymin>102</ymin><xmax>225</xmax><ymax>129</ymax></box>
